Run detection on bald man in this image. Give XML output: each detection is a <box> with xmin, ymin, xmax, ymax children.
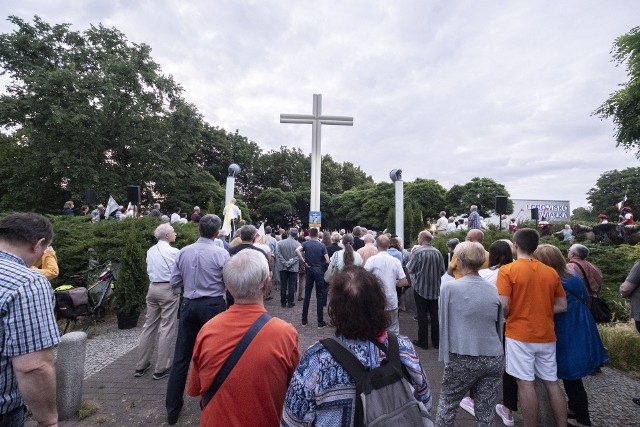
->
<box><xmin>447</xmin><ymin>229</ymin><xmax>490</xmax><ymax>279</ymax></box>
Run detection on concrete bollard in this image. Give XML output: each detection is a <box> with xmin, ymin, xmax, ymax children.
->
<box><xmin>56</xmin><ymin>331</ymin><xmax>87</xmax><ymax>420</ymax></box>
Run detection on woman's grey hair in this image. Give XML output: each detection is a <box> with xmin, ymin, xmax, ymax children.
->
<box><xmin>453</xmin><ymin>241</ymin><xmax>486</xmax><ymax>271</ymax></box>
<box><xmin>223</xmin><ymin>250</ymin><xmax>269</xmax><ymax>301</ymax></box>
<box><xmin>154</xmin><ymin>223</ymin><xmax>174</xmax><ymax>240</ymax></box>
<box><xmin>446</xmin><ymin>238</ymin><xmax>460</xmax><ymax>250</ymax></box>
<box><xmin>569</xmin><ymin>244</ymin><xmax>589</xmax><ymax>259</ymax></box>
<box><xmin>363</xmin><ymin>234</ymin><xmax>375</xmax><ymax>243</ymax></box>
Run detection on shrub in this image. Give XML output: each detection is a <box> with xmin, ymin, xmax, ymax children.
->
<box><xmin>432</xmin><ymin>228</ymin><xmax>634</xmax><ymax>321</ymax></box>
<box><xmin>48</xmin><ymin>216</ymin><xmax>200</xmax><ymax>287</ymax></box>
<box><xmin>597</xmin><ymin>322</ymin><xmax>640</xmax><ymax>377</ymax></box>
<box><xmin>112</xmin><ymin>224</ymin><xmax>148</xmax><ymax>316</ymax></box>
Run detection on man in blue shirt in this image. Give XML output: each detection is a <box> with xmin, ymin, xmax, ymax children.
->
<box><xmin>0</xmin><ymin>213</ymin><xmax>60</xmax><ymax>427</ymax></box>
<box><xmin>296</xmin><ymin>228</ymin><xmax>330</xmax><ymax>328</ymax></box>
<box><xmin>166</xmin><ymin>214</ymin><xmax>229</xmax><ymax>425</ymax></box>
<box><xmin>468</xmin><ymin>205</ymin><xmax>482</xmax><ymax>230</ymax></box>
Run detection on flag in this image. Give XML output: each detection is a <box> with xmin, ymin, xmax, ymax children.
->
<box><xmin>222</xmin><ymin>200</ymin><xmax>234</xmax><ymax>235</ymax></box>
<box><xmin>104</xmin><ymin>195</ymin><xmax>119</xmax><ymax>218</ymax></box>
<box><xmin>125</xmin><ymin>202</ymin><xmax>134</xmax><ymax>218</ymax></box>
<box><xmin>616</xmin><ymin>194</ymin><xmax>628</xmax><ymax>211</ymax></box>
<box><xmin>256</xmin><ymin>222</ymin><xmax>265</xmax><ymax>238</ymax></box>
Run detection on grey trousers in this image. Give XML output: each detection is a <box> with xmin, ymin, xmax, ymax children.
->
<box><xmin>135</xmin><ymin>283</ymin><xmax>180</xmax><ymax>373</ymax></box>
<box><xmin>436</xmin><ymin>353</ymin><xmax>504</xmax><ymax>427</ymax></box>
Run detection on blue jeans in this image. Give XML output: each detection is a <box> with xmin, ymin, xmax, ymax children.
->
<box><xmin>0</xmin><ymin>406</ymin><xmax>25</xmax><ymax>427</ymax></box>
<box><xmin>302</xmin><ymin>269</ymin><xmax>325</xmax><ymax>323</ymax></box>
<box><xmin>166</xmin><ymin>296</ymin><xmax>226</xmax><ymax>417</ymax></box>
<box><xmin>280</xmin><ymin>270</ymin><xmax>297</xmax><ymax>306</ymax></box>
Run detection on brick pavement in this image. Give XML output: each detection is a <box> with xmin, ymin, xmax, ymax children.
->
<box><xmin>33</xmin><ymin>287</ymin><xmax>640</xmax><ymax>426</ymax></box>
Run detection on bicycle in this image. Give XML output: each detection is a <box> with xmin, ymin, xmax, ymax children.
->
<box><xmin>55</xmin><ymin>258</ymin><xmax>118</xmax><ymax>334</ymax></box>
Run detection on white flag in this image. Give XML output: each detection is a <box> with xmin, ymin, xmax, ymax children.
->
<box><xmin>105</xmin><ymin>195</ymin><xmax>119</xmax><ymax>218</ymax></box>
<box><xmin>257</xmin><ymin>222</ymin><xmax>265</xmax><ymax>238</ymax></box>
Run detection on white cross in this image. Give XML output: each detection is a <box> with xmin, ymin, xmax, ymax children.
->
<box><xmin>280</xmin><ymin>94</ymin><xmax>353</xmax><ymax>217</ymax></box>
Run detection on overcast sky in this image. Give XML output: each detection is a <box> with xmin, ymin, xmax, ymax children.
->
<box><xmin>2</xmin><ymin>1</ymin><xmax>640</xmax><ymax>210</ymax></box>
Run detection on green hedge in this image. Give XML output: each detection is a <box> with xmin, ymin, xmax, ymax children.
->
<box><xmin>48</xmin><ymin>216</ymin><xmax>201</xmax><ymax>287</ymax></box>
<box><xmin>431</xmin><ymin>229</ymin><xmax>634</xmax><ymax>321</ymax></box>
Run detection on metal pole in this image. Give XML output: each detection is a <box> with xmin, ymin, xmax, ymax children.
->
<box><xmin>396</xmin><ymin>180</ymin><xmax>404</xmax><ymax>248</ymax></box>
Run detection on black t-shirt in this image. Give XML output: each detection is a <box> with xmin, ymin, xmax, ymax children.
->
<box><xmin>301</xmin><ymin>240</ymin><xmax>327</xmax><ymax>273</ymax></box>
<box><xmin>228</xmin><ymin>243</ymin><xmax>269</xmax><ymax>261</ymax></box>
<box><xmin>353</xmin><ymin>236</ymin><xmax>365</xmax><ymax>251</ymax></box>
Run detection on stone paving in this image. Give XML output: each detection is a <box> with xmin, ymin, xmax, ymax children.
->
<box><xmin>29</xmin><ymin>289</ymin><xmax>640</xmax><ymax>426</ymax></box>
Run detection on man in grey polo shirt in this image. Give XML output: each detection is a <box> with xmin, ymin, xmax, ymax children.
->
<box><xmin>276</xmin><ymin>228</ymin><xmax>301</xmax><ymax>308</ymax></box>
<box><xmin>407</xmin><ymin>230</ymin><xmax>445</xmax><ymax>350</ymax></box>
<box><xmin>165</xmin><ymin>214</ymin><xmax>229</xmax><ymax>425</ymax></box>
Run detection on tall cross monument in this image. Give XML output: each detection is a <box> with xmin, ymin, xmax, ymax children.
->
<box><xmin>280</xmin><ymin>94</ymin><xmax>353</xmax><ymax>227</ymax></box>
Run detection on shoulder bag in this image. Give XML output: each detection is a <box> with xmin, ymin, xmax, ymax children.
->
<box><xmin>324</xmin><ymin>252</ymin><xmax>338</xmax><ymax>284</ymax></box>
<box><xmin>567</xmin><ymin>261</ymin><xmax>612</xmax><ymax>323</ymax></box>
<box><xmin>201</xmin><ymin>312</ymin><xmax>272</xmax><ymax>408</ymax></box>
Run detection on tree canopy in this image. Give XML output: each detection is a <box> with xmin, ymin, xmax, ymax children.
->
<box><xmin>595</xmin><ymin>26</ymin><xmax>640</xmax><ymax>157</ymax></box>
<box><xmin>445</xmin><ymin>177</ymin><xmax>512</xmax><ymax>217</ymax></box>
<box><xmin>0</xmin><ymin>16</ymin><xmax>521</xmax><ymax>234</ymax></box>
<box><xmin>587</xmin><ymin>167</ymin><xmax>640</xmax><ymax>216</ymax></box>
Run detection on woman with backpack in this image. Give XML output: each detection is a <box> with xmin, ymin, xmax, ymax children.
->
<box><xmin>281</xmin><ymin>266</ymin><xmax>433</xmax><ymax>426</ymax></box>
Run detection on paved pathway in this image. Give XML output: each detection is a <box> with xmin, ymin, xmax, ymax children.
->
<box><xmin>31</xmin><ymin>290</ymin><xmax>640</xmax><ymax>426</ymax></box>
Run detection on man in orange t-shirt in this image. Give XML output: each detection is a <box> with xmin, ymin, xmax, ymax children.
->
<box><xmin>187</xmin><ymin>250</ymin><xmax>300</xmax><ymax>426</ymax></box>
<box><xmin>496</xmin><ymin>228</ymin><xmax>567</xmax><ymax>427</ymax></box>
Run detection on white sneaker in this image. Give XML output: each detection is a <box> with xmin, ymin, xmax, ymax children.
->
<box><xmin>459</xmin><ymin>397</ymin><xmax>475</xmax><ymax>416</ymax></box>
<box><xmin>495</xmin><ymin>404</ymin><xmax>515</xmax><ymax>427</ymax></box>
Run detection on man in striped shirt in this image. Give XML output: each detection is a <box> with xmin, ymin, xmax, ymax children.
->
<box><xmin>407</xmin><ymin>230</ymin><xmax>445</xmax><ymax>350</ymax></box>
<box><xmin>0</xmin><ymin>213</ymin><xmax>60</xmax><ymax>427</ymax></box>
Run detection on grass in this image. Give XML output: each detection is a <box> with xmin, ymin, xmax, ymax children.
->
<box><xmin>76</xmin><ymin>401</ymin><xmax>99</xmax><ymax>420</ymax></box>
<box><xmin>598</xmin><ymin>321</ymin><xmax>640</xmax><ymax>378</ymax></box>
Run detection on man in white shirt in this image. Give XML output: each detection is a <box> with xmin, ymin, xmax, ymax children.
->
<box><xmin>223</xmin><ymin>198</ymin><xmax>242</xmax><ymax>235</ymax></box>
<box><xmin>134</xmin><ymin>223</ymin><xmax>180</xmax><ymax>380</ymax></box>
<box><xmin>364</xmin><ymin>235</ymin><xmax>407</xmax><ymax>334</ymax></box>
<box><xmin>435</xmin><ymin>211</ymin><xmax>448</xmax><ymax>235</ymax></box>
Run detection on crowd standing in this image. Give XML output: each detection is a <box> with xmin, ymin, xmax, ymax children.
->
<box><xmin>2</xmin><ymin>200</ymin><xmax>637</xmax><ymax>427</ymax></box>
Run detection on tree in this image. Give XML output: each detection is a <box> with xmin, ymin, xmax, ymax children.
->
<box><xmin>595</xmin><ymin>26</ymin><xmax>640</xmax><ymax>157</ymax></box>
<box><xmin>254</xmin><ymin>188</ymin><xmax>295</xmax><ymax>227</ymax></box>
<box><xmin>0</xmin><ymin>16</ymin><xmax>205</xmax><ymax>211</ymax></box>
<box><xmin>405</xmin><ymin>178</ymin><xmax>447</xmax><ymax>218</ymax></box>
<box><xmin>571</xmin><ymin>206</ymin><xmax>596</xmax><ymax>222</ymax></box>
<box><xmin>358</xmin><ymin>183</ymin><xmax>395</xmax><ymax>231</ymax></box>
<box><xmin>586</xmin><ymin>167</ymin><xmax>640</xmax><ymax>216</ymax></box>
<box><xmin>445</xmin><ymin>177</ymin><xmax>512</xmax><ymax>217</ymax></box>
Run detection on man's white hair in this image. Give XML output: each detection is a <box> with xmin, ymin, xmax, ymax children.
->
<box><xmin>223</xmin><ymin>250</ymin><xmax>269</xmax><ymax>301</ymax></box>
<box><xmin>154</xmin><ymin>223</ymin><xmax>174</xmax><ymax>240</ymax></box>
<box><xmin>363</xmin><ymin>234</ymin><xmax>375</xmax><ymax>243</ymax></box>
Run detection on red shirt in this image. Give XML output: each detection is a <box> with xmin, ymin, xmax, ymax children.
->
<box><xmin>187</xmin><ymin>304</ymin><xmax>300</xmax><ymax>426</ymax></box>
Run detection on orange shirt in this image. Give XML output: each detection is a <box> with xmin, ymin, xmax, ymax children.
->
<box><xmin>496</xmin><ymin>259</ymin><xmax>565</xmax><ymax>343</ymax></box>
<box><xmin>187</xmin><ymin>304</ymin><xmax>300</xmax><ymax>426</ymax></box>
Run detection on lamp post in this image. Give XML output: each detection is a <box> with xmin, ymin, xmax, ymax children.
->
<box><xmin>225</xmin><ymin>163</ymin><xmax>240</xmax><ymax>205</ymax></box>
<box><xmin>390</xmin><ymin>169</ymin><xmax>404</xmax><ymax>248</ymax></box>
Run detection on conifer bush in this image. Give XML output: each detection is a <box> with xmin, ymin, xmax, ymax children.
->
<box><xmin>112</xmin><ymin>225</ymin><xmax>148</xmax><ymax>316</ymax></box>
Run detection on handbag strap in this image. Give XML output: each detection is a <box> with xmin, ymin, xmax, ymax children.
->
<box><xmin>567</xmin><ymin>261</ymin><xmax>591</xmax><ymax>295</ymax></box>
<box><xmin>201</xmin><ymin>312</ymin><xmax>272</xmax><ymax>408</ymax></box>
<box><xmin>320</xmin><ymin>333</ymin><xmax>402</xmax><ymax>381</ymax></box>
<box><xmin>563</xmin><ymin>285</ymin><xmax>589</xmax><ymax>306</ymax></box>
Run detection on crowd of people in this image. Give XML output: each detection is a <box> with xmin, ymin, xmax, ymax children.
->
<box><xmin>1</xmin><ymin>205</ymin><xmax>640</xmax><ymax>426</ymax></box>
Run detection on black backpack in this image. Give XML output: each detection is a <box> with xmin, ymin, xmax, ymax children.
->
<box><xmin>320</xmin><ymin>333</ymin><xmax>433</xmax><ymax>427</ymax></box>
<box><xmin>54</xmin><ymin>286</ymin><xmax>91</xmax><ymax>320</ymax></box>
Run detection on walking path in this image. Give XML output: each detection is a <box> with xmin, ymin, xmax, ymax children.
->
<box><xmin>30</xmin><ymin>292</ymin><xmax>640</xmax><ymax>426</ymax></box>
